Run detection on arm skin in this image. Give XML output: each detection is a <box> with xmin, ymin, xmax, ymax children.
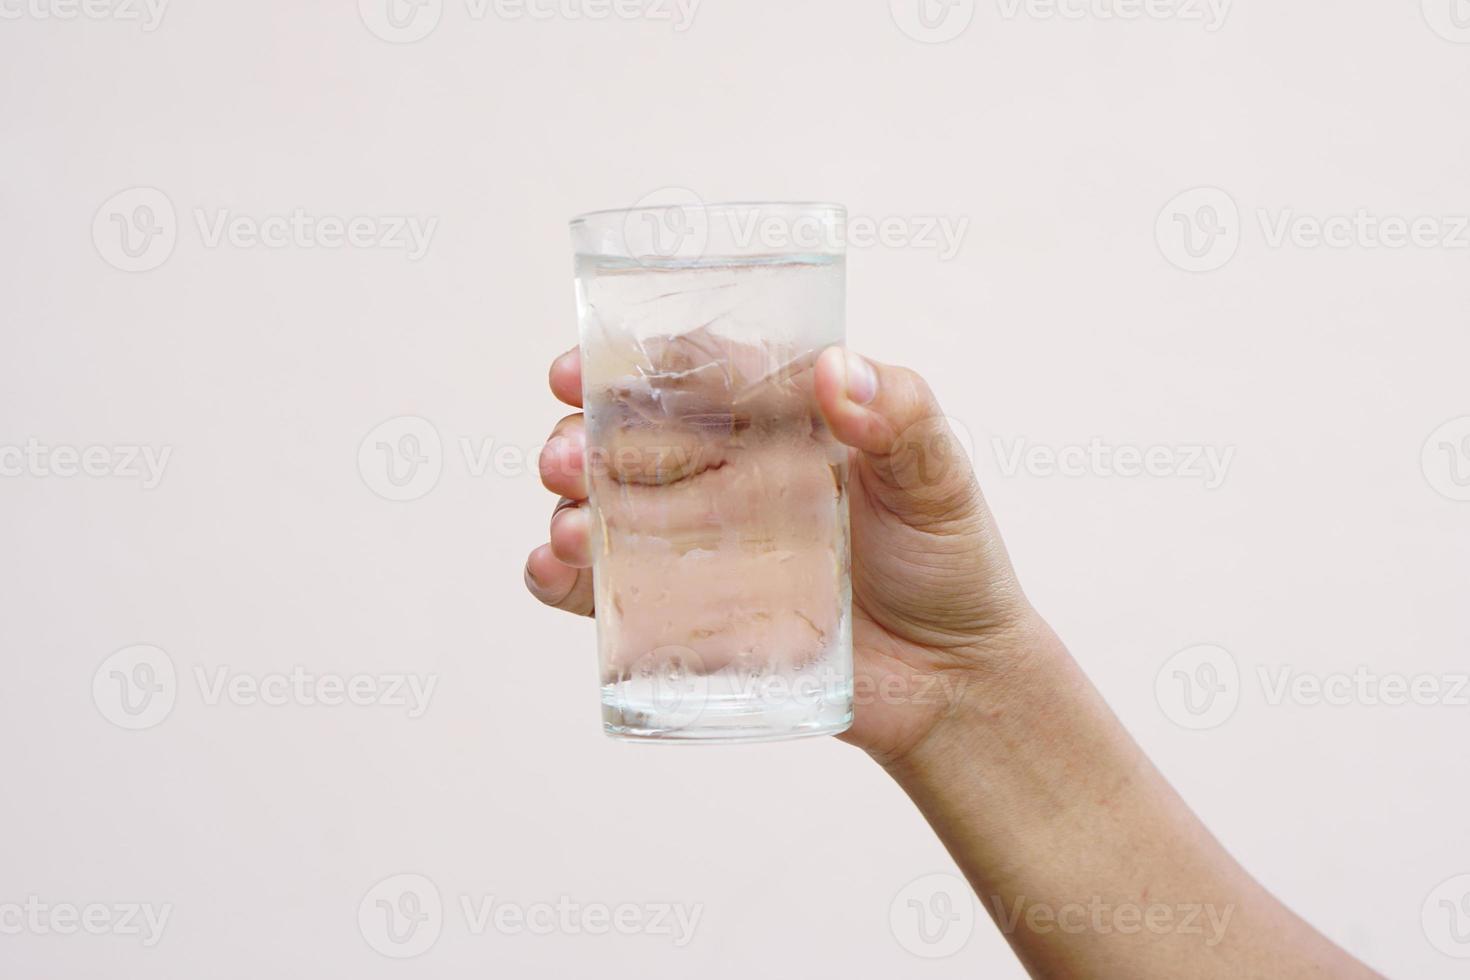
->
<box><xmin>883</xmin><ymin>614</ymin><xmax>1379</xmax><ymax>978</ymax></box>
<box><xmin>526</xmin><ymin>344</ymin><xmax>1382</xmax><ymax>979</ymax></box>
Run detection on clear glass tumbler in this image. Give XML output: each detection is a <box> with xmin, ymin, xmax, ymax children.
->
<box><xmin>570</xmin><ymin>202</ymin><xmax>854</xmax><ymax>742</ymax></box>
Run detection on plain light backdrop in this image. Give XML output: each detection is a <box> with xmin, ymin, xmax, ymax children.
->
<box><xmin>2</xmin><ymin>0</ymin><xmax>1468</xmax><ymax>976</ymax></box>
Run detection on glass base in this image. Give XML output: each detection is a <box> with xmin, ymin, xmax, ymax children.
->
<box><xmin>601</xmin><ymin>686</ymin><xmax>853</xmax><ymax>744</ymax></box>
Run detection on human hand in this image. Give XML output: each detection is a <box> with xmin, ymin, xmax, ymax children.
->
<box><xmin>525</xmin><ymin>344</ymin><xmax>1038</xmax><ymax>765</ymax></box>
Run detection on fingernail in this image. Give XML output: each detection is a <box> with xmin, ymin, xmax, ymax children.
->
<box><xmin>524</xmin><ymin>562</ymin><xmax>545</xmax><ymax>592</ymax></box>
<box><xmin>845</xmin><ymin>350</ymin><xmax>878</xmax><ymax>405</ymax></box>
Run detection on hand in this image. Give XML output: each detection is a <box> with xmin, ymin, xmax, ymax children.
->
<box><xmin>525</xmin><ymin>344</ymin><xmax>1037</xmax><ymax>765</ymax></box>
<box><xmin>525</xmin><ymin>344</ymin><xmax>1382</xmax><ymax>980</ymax></box>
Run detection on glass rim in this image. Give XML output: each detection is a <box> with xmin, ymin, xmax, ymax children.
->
<box><xmin>569</xmin><ymin>200</ymin><xmax>846</xmax><ymax>227</ymax></box>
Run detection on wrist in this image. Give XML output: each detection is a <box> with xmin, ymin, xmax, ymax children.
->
<box><xmin>876</xmin><ymin>605</ymin><xmax>1070</xmax><ymax>780</ymax></box>
<box><xmin>875</xmin><ymin>612</ymin><xmax>1164</xmax><ymax>897</ymax></box>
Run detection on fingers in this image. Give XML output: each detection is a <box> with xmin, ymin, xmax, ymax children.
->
<box><xmin>548</xmin><ymin>497</ymin><xmax>592</xmax><ymax>568</ymax></box>
<box><xmin>529</xmin><ymin>348</ymin><xmax>594</xmax><ymax>618</ymax></box>
<box><xmin>814</xmin><ymin>346</ymin><xmax>920</xmax><ymax>455</ymax></box>
<box><xmin>814</xmin><ymin>346</ymin><xmax>979</xmax><ymax>524</ymax></box>
<box><xmin>524</xmin><ymin>543</ymin><xmax>595</xmax><ymax>617</ymax></box>
<box><xmin>549</xmin><ymin>347</ymin><xmax>583</xmax><ymax>408</ymax></box>
<box><xmin>539</xmin><ymin>414</ymin><xmax>587</xmax><ymax>499</ymax></box>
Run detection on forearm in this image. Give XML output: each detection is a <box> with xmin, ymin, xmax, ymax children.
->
<box><xmin>883</xmin><ymin>613</ymin><xmax>1378</xmax><ymax>979</ymax></box>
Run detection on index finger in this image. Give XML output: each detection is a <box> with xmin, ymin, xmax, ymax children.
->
<box><xmin>549</xmin><ymin>347</ymin><xmax>583</xmax><ymax>408</ymax></box>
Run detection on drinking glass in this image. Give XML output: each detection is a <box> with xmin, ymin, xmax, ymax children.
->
<box><xmin>569</xmin><ymin>202</ymin><xmax>853</xmax><ymax>742</ymax></box>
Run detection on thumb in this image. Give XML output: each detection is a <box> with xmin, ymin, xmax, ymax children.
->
<box><xmin>813</xmin><ymin>347</ymin><xmax>979</xmax><ymax>524</ymax></box>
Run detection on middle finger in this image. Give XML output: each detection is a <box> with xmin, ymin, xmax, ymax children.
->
<box><xmin>539</xmin><ymin>413</ymin><xmax>587</xmax><ymax>500</ymax></box>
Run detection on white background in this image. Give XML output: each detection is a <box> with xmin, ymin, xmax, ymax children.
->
<box><xmin>2</xmin><ymin>0</ymin><xmax>1468</xmax><ymax>976</ymax></box>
